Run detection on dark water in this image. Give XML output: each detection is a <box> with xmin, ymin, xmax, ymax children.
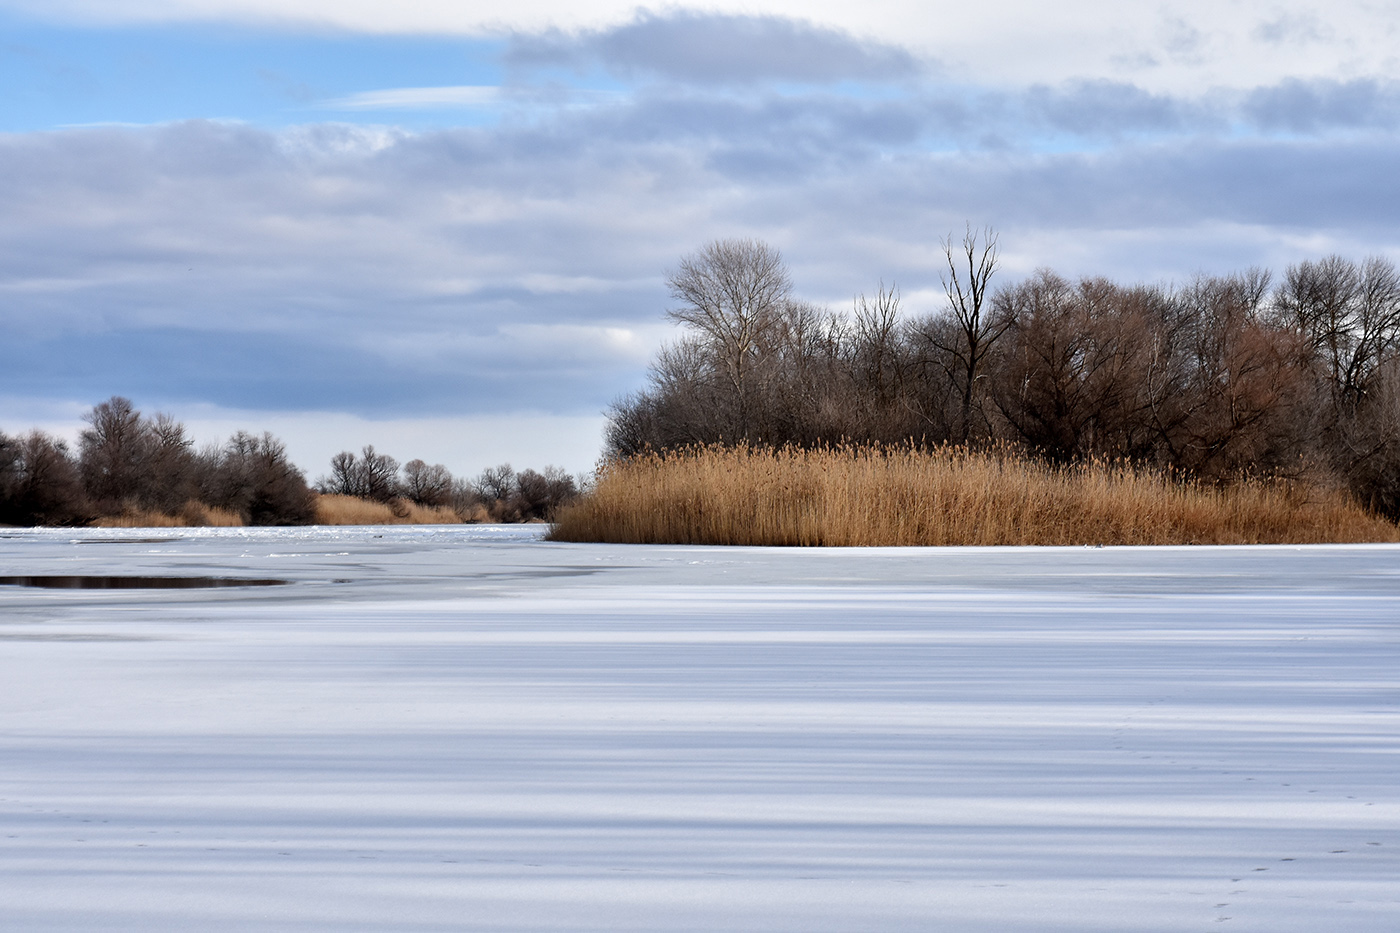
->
<box><xmin>0</xmin><ymin>576</ymin><xmax>289</xmax><ymax>589</ymax></box>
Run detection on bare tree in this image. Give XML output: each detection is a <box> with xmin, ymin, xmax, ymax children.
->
<box><xmin>1272</xmin><ymin>255</ymin><xmax>1400</xmax><ymax>409</ymax></box>
<box><xmin>0</xmin><ymin>431</ymin><xmax>18</xmax><ymax>509</ymax></box>
<box><xmin>325</xmin><ymin>451</ymin><xmax>361</xmax><ymax>496</ymax></box>
<box><xmin>945</xmin><ymin>226</ymin><xmax>1004</xmax><ymax>440</ymax></box>
<box><xmin>360</xmin><ymin>446</ymin><xmax>400</xmax><ymax>502</ymax></box>
<box><xmin>206</xmin><ymin>431</ymin><xmax>315</xmax><ymax>525</ymax></box>
<box><xmin>401</xmin><ymin>459</ymin><xmax>453</xmax><ymax>506</ymax></box>
<box><xmin>666</xmin><ymin>238</ymin><xmax>793</xmax><ymax>441</ymax></box>
<box><xmin>849</xmin><ymin>283</ymin><xmax>905</xmax><ymax>421</ymax></box>
<box><xmin>79</xmin><ymin>396</ymin><xmax>152</xmax><ymax>508</ymax></box>
<box><xmin>475</xmin><ymin>463</ymin><xmax>516</xmax><ymax>504</ymax></box>
<box><xmin>0</xmin><ymin>431</ymin><xmax>88</xmax><ymax>526</ymax></box>
<box><xmin>917</xmin><ymin>227</ymin><xmax>1005</xmax><ymax>442</ymax></box>
<box><xmin>144</xmin><ymin>413</ymin><xmax>198</xmax><ymax>512</ymax></box>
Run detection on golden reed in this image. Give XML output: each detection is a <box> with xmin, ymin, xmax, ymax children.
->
<box><xmin>91</xmin><ymin>495</ymin><xmax>469</xmax><ymax>527</ymax></box>
<box><xmin>312</xmin><ymin>494</ymin><xmax>465</xmax><ymax>525</ymax></box>
<box><xmin>92</xmin><ymin>500</ymin><xmax>245</xmax><ymax>528</ymax></box>
<box><xmin>548</xmin><ymin>444</ymin><xmax>1399</xmax><ymax>546</ymax></box>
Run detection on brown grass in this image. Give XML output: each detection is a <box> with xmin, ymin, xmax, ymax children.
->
<box><xmin>548</xmin><ymin>444</ymin><xmax>1400</xmax><ymax>546</ymax></box>
<box><xmin>92</xmin><ymin>501</ymin><xmax>244</xmax><ymax>528</ymax></box>
<box><xmin>312</xmin><ymin>494</ymin><xmax>466</xmax><ymax>525</ymax></box>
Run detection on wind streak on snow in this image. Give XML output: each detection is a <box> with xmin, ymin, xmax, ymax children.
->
<box><xmin>0</xmin><ymin>527</ymin><xmax>1396</xmax><ymax>932</ymax></box>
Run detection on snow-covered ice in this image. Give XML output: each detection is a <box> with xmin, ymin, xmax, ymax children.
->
<box><xmin>0</xmin><ymin>526</ymin><xmax>1396</xmax><ymax>931</ymax></box>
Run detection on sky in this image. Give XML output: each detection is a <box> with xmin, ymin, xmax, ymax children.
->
<box><xmin>3</xmin><ymin>0</ymin><xmax>1400</xmax><ymax>477</ymax></box>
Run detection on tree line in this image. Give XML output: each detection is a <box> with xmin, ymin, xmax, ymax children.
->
<box><xmin>317</xmin><ymin>446</ymin><xmax>579</xmax><ymax>522</ymax></box>
<box><xmin>0</xmin><ymin>397</ymin><xmax>314</xmax><ymax>526</ymax></box>
<box><xmin>0</xmin><ymin>397</ymin><xmax>580</xmax><ymax>526</ymax></box>
<box><xmin>608</xmin><ymin>235</ymin><xmax>1400</xmax><ymax>519</ymax></box>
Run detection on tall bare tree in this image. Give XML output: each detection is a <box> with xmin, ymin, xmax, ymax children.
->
<box><xmin>921</xmin><ymin>226</ymin><xmax>1005</xmax><ymax>442</ymax></box>
<box><xmin>79</xmin><ymin>396</ymin><xmax>151</xmax><ymax>508</ymax></box>
<box><xmin>666</xmin><ymin>238</ymin><xmax>793</xmax><ymax>441</ymax></box>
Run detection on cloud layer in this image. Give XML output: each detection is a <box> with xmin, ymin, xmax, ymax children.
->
<box><xmin>505</xmin><ymin>11</ymin><xmax>924</xmax><ymax>85</ymax></box>
<box><xmin>4</xmin><ymin>7</ymin><xmax>1400</xmax><ymax>470</ymax></box>
<box><xmin>8</xmin><ymin>1</ymin><xmax>1399</xmax><ymax>91</ymax></box>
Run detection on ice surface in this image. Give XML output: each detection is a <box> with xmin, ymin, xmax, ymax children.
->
<box><xmin>0</xmin><ymin>526</ymin><xmax>1396</xmax><ymax>931</ymax></box>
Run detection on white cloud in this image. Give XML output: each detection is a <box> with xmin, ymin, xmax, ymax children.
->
<box><xmin>6</xmin><ymin>70</ymin><xmax>1400</xmax><ymax>468</ymax></box>
<box><xmin>323</xmin><ymin>86</ymin><xmax>502</xmax><ymax>111</ymax></box>
<box><xmin>5</xmin><ymin>1</ymin><xmax>1398</xmax><ymax>92</ymax></box>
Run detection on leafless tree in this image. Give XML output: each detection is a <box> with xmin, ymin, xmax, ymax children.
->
<box><xmin>325</xmin><ymin>451</ymin><xmax>360</xmax><ymax>496</ymax></box>
<box><xmin>916</xmin><ymin>226</ymin><xmax>1006</xmax><ymax>442</ymax></box>
<box><xmin>79</xmin><ymin>396</ymin><xmax>152</xmax><ymax>509</ymax></box>
<box><xmin>1272</xmin><ymin>255</ymin><xmax>1400</xmax><ymax>409</ymax></box>
<box><xmin>143</xmin><ymin>413</ymin><xmax>198</xmax><ymax>512</ymax></box>
<box><xmin>358</xmin><ymin>446</ymin><xmax>400</xmax><ymax>502</ymax></box>
<box><xmin>513</xmin><ymin>466</ymin><xmax>579</xmax><ymax>521</ymax></box>
<box><xmin>846</xmin><ymin>283</ymin><xmax>908</xmax><ymax>437</ymax></box>
<box><xmin>322</xmin><ymin>446</ymin><xmax>400</xmax><ymax>501</ymax></box>
<box><xmin>475</xmin><ymin>463</ymin><xmax>516</xmax><ymax>504</ymax></box>
<box><xmin>205</xmin><ymin>431</ymin><xmax>315</xmax><ymax>525</ymax></box>
<box><xmin>666</xmin><ymin>238</ymin><xmax>793</xmax><ymax>441</ymax></box>
<box><xmin>0</xmin><ymin>431</ymin><xmax>18</xmax><ymax>508</ymax></box>
<box><xmin>401</xmin><ymin>459</ymin><xmax>453</xmax><ymax>507</ymax></box>
<box><xmin>0</xmin><ymin>431</ymin><xmax>88</xmax><ymax>525</ymax></box>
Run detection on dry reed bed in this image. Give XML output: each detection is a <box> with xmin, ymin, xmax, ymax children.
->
<box><xmin>90</xmin><ymin>495</ymin><xmax>472</xmax><ymax>528</ymax></box>
<box><xmin>312</xmin><ymin>495</ymin><xmax>467</xmax><ymax>525</ymax></box>
<box><xmin>92</xmin><ymin>501</ymin><xmax>245</xmax><ymax>528</ymax></box>
<box><xmin>549</xmin><ymin>445</ymin><xmax>1400</xmax><ymax>546</ymax></box>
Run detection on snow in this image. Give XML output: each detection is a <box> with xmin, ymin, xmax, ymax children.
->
<box><xmin>0</xmin><ymin>526</ymin><xmax>1397</xmax><ymax>931</ymax></box>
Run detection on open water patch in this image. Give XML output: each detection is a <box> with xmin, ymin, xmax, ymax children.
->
<box><xmin>0</xmin><ymin>576</ymin><xmax>289</xmax><ymax>589</ymax></box>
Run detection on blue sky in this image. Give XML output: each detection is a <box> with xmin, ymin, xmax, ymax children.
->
<box><xmin>2</xmin><ymin>0</ymin><xmax>1400</xmax><ymax>475</ymax></box>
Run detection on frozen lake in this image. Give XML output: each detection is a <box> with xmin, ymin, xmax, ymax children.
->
<box><xmin>0</xmin><ymin>526</ymin><xmax>1396</xmax><ymax>931</ymax></box>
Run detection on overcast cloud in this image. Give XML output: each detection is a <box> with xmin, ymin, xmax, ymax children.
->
<box><xmin>505</xmin><ymin>11</ymin><xmax>925</xmax><ymax>86</ymax></box>
<box><xmin>2</xmin><ymin>4</ymin><xmax>1399</xmax><ymax>474</ymax></box>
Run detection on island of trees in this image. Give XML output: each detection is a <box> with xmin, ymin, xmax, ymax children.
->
<box><xmin>7</xmin><ymin>231</ymin><xmax>1399</xmax><ymax>543</ymax></box>
<box><xmin>550</xmin><ymin>234</ymin><xmax>1400</xmax><ymax>545</ymax></box>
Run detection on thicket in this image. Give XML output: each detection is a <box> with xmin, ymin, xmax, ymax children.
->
<box><xmin>607</xmin><ymin>236</ymin><xmax>1400</xmax><ymax>521</ymax></box>
<box><xmin>316</xmin><ymin>447</ymin><xmax>579</xmax><ymax>523</ymax></box>
<box><xmin>0</xmin><ymin>398</ymin><xmax>582</xmax><ymax>527</ymax></box>
<box><xmin>0</xmin><ymin>397</ymin><xmax>315</xmax><ymax>526</ymax></box>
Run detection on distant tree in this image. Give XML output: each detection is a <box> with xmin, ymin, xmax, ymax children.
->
<box><xmin>325</xmin><ymin>451</ymin><xmax>362</xmax><ymax>497</ymax></box>
<box><xmin>321</xmin><ymin>445</ymin><xmax>400</xmax><ymax>502</ymax></box>
<box><xmin>401</xmin><ymin>459</ymin><xmax>453</xmax><ymax>507</ymax></box>
<box><xmin>513</xmin><ymin>465</ymin><xmax>579</xmax><ymax>521</ymax></box>
<box><xmin>0</xmin><ymin>431</ymin><xmax>89</xmax><ymax>526</ymax></box>
<box><xmin>79</xmin><ymin>396</ymin><xmax>151</xmax><ymax>509</ymax></box>
<box><xmin>205</xmin><ymin>431</ymin><xmax>315</xmax><ymax>525</ymax></box>
<box><xmin>475</xmin><ymin>463</ymin><xmax>516</xmax><ymax>504</ymax></box>
<box><xmin>845</xmin><ymin>283</ymin><xmax>913</xmax><ymax>442</ymax></box>
<box><xmin>357</xmin><ymin>445</ymin><xmax>400</xmax><ymax>502</ymax></box>
<box><xmin>0</xmin><ymin>431</ymin><xmax>18</xmax><ymax>512</ymax></box>
<box><xmin>144</xmin><ymin>413</ymin><xmax>199</xmax><ymax>512</ymax></box>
